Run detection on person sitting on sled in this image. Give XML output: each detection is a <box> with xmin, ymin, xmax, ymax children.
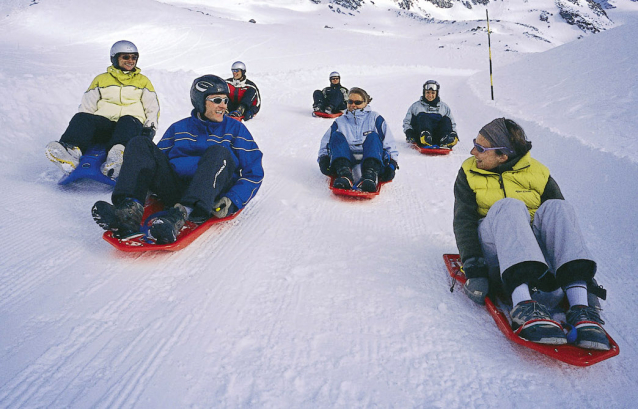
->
<box><xmin>312</xmin><ymin>71</ymin><xmax>348</xmax><ymax>115</ymax></box>
<box><xmin>317</xmin><ymin>87</ymin><xmax>398</xmax><ymax>193</ymax></box>
<box><xmin>403</xmin><ymin>80</ymin><xmax>457</xmax><ymax>148</ymax></box>
<box><xmin>453</xmin><ymin>117</ymin><xmax>610</xmax><ymax>350</ymax></box>
<box><xmin>91</xmin><ymin>74</ymin><xmax>264</xmax><ymax>244</ymax></box>
<box><xmin>45</xmin><ymin>40</ymin><xmax>160</xmax><ymax>179</ymax></box>
<box><xmin>225</xmin><ymin>61</ymin><xmax>261</xmax><ymax>121</ymax></box>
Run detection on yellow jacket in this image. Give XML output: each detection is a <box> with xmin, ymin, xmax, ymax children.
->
<box><xmin>79</xmin><ymin>66</ymin><xmax>160</xmax><ymax>128</ymax></box>
<box><xmin>461</xmin><ymin>152</ymin><xmax>550</xmax><ymax>221</ymax></box>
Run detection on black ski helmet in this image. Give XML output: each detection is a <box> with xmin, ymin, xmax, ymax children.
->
<box><xmin>190</xmin><ymin>75</ymin><xmax>230</xmax><ymax>114</ymax></box>
<box><xmin>110</xmin><ymin>40</ymin><xmax>139</xmax><ymax>69</ymax></box>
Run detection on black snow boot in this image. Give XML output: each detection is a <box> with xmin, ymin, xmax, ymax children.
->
<box><xmin>148</xmin><ymin>203</ymin><xmax>188</xmax><ymax>244</ymax></box>
<box><xmin>332</xmin><ymin>158</ymin><xmax>353</xmax><ymax>190</ymax></box>
<box><xmin>358</xmin><ymin>159</ymin><xmax>381</xmax><ymax>193</ymax></box>
<box><xmin>92</xmin><ymin>197</ymin><xmax>144</xmax><ymax>239</ymax></box>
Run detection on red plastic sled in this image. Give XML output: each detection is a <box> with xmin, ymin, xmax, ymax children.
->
<box><xmin>313</xmin><ymin>111</ymin><xmax>343</xmax><ymax>118</ymax></box>
<box><xmin>329</xmin><ymin>177</ymin><xmax>388</xmax><ymax>199</ymax></box>
<box><xmin>412</xmin><ymin>143</ymin><xmax>452</xmax><ymax>155</ymax></box>
<box><xmin>102</xmin><ymin>198</ymin><xmax>241</xmax><ymax>252</ymax></box>
<box><xmin>443</xmin><ymin>254</ymin><xmax>619</xmax><ymax>366</ymax></box>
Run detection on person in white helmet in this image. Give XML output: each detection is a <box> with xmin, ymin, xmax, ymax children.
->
<box><xmin>312</xmin><ymin>71</ymin><xmax>348</xmax><ymax>114</ymax></box>
<box><xmin>225</xmin><ymin>61</ymin><xmax>261</xmax><ymax>121</ymax></box>
<box><xmin>45</xmin><ymin>40</ymin><xmax>160</xmax><ymax>179</ymax></box>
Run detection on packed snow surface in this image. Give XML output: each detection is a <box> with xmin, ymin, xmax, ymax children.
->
<box><xmin>1</xmin><ymin>0</ymin><xmax>637</xmax><ymax>407</ymax></box>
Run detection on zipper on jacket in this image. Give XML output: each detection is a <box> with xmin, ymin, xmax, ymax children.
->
<box><xmin>499</xmin><ymin>174</ymin><xmax>507</xmax><ymax>197</ymax></box>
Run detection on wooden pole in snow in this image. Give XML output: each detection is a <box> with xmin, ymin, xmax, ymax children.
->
<box><xmin>486</xmin><ymin>9</ymin><xmax>494</xmax><ymax>100</ymax></box>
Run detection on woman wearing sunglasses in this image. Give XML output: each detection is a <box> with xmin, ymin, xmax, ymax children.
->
<box><xmin>92</xmin><ymin>75</ymin><xmax>264</xmax><ymax>244</ymax></box>
<box><xmin>317</xmin><ymin>87</ymin><xmax>398</xmax><ymax>192</ymax></box>
<box><xmin>453</xmin><ymin>118</ymin><xmax>610</xmax><ymax>350</ymax></box>
<box><xmin>45</xmin><ymin>40</ymin><xmax>160</xmax><ymax>179</ymax></box>
<box><xmin>402</xmin><ymin>80</ymin><xmax>458</xmax><ymax>148</ymax></box>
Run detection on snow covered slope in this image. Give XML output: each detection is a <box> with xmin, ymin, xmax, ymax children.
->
<box><xmin>0</xmin><ymin>0</ymin><xmax>637</xmax><ymax>407</ymax></box>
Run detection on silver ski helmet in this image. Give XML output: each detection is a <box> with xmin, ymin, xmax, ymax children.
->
<box><xmin>423</xmin><ymin>80</ymin><xmax>440</xmax><ymax>93</ymax></box>
<box><xmin>190</xmin><ymin>74</ymin><xmax>230</xmax><ymax>114</ymax></box>
<box><xmin>231</xmin><ymin>61</ymin><xmax>246</xmax><ymax>73</ymax></box>
<box><xmin>329</xmin><ymin>71</ymin><xmax>340</xmax><ymax>79</ymax></box>
<box><xmin>110</xmin><ymin>40</ymin><xmax>139</xmax><ymax>69</ymax></box>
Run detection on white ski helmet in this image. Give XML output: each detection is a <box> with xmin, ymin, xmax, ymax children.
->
<box><xmin>231</xmin><ymin>61</ymin><xmax>246</xmax><ymax>72</ymax></box>
<box><xmin>423</xmin><ymin>79</ymin><xmax>440</xmax><ymax>92</ymax></box>
<box><xmin>329</xmin><ymin>71</ymin><xmax>340</xmax><ymax>79</ymax></box>
<box><xmin>190</xmin><ymin>74</ymin><xmax>230</xmax><ymax>114</ymax></box>
<box><xmin>110</xmin><ymin>40</ymin><xmax>139</xmax><ymax>67</ymax></box>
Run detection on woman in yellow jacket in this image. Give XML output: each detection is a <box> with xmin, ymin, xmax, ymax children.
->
<box><xmin>45</xmin><ymin>40</ymin><xmax>160</xmax><ymax>178</ymax></box>
<box><xmin>453</xmin><ymin>118</ymin><xmax>610</xmax><ymax>350</ymax></box>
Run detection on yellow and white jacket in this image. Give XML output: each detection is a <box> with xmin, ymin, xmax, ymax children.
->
<box><xmin>79</xmin><ymin>66</ymin><xmax>159</xmax><ymax>129</ymax></box>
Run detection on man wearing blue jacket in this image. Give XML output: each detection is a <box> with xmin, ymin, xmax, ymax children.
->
<box><xmin>92</xmin><ymin>74</ymin><xmax>264</xmax><ymax>244</ymax></box>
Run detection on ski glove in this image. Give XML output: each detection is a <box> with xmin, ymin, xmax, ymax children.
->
<box><xmin>318</xmin><ymin>155</ymin><xmax>331</xmax><ymax>176</ymax></box>
<box><xmin>379</xmin><ymin>159</ymin><xmax>398</xmax><ymax>182</ymax></box>
<box><xmin>212</xmin><ymin>197</ymin><xmax>235</xmax><ymax>218</ymax></box>
<box><xmin>229</xmin><ymin>105</ymin><xmax>245</xmax><ymax>117</ymax></box>
<box><xmin>462</xmin><ymin>257</ymin><xmax>489</xmax><ymax>279</ymax></box>
<box><xmin>405</xmin><ymin>128</ymin><xmax>417</xmax><ymax>143</ymax></box>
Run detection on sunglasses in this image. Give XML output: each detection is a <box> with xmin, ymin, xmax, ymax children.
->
<box><xmin>330</xmin><ymin>77</ymin><xmax>340</xmax><ymax>80</ymax></box>
<box><xmin>120</xmin><ymin>54</ymin><xmax>138</xmax><ymax>61</ymax></box>
<box><xmin>347</xmin><ymin>99</ymin><xmax>365</xmax><ymax>105</ymax></box>
<box><xmin>206</xmin><ymin>96</ymin><xmax>229</xmax><ymax>104</ymax></box>
<box><xmin>473</xmin><ymin>139</ymin><xmax>513</xmax><ymax>155</ymax></box>
<box><xmin>231</xmin><ymin>69</ymin><xmax>242</xmax><ymax>73</ymax></box>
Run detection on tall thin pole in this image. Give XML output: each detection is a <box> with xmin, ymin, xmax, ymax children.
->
<box><xmin>486</xmin><ymin>9</ymin><xmax>494</xmax><ymax>101</ymax></box>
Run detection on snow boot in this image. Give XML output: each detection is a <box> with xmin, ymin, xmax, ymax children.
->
<box><xmin>332</xmin><ymin>158</ymin><xmax>353</xmax><ymax>190</ymax></box>
<box><xmin>101</xmin><ymin>144</ymin><xmax>125</xmax><ymax>178</ymax></box>
<box><xmin>324</xmin><ymin>106</ymin><xmax>333</xmax><ymax>114</ymax></box>
<box><xmin>566</xmin><ymin>305</ymin><xmax>610</xmax><ymax>350</ymax></box>
<box><xmin>440</xmin><ymin>131</ymin><xmax>458</xmax><ymax>148</ymax></box>
<box><xmin>45</xmin><ymin>141</ymin><xmax>82</xmax><ymax>174</ymax></box>
<box><xmin>148</xmin><ymin>203</ymin><xmax>188</xmax><ymax>244</ymax></box>
<box><xmin>92</xmin><ymin>198</ymin><xmax>144</xmax><ymax>239</ymax></box>
<box><xmin>463</xmin><ymin>277</ymin><xmax>489</xmax><ymax>305</ymax></box>
<box><xmin>358</xmin><ymin>159</ymin><xmax>381</xmax><ymax>193</ymax></box>
<box><xmin>419</xmin><ymin>130</ymin><xmax>433</xmax><ymax>147</ymax></box>
<box><xmin>313</xmin><ymin>105</ymin><xmax>321</xmax><ymax>112</ymax></box>
<box><xmin>510</xmin><ymin>300</ymin><xmax>567</xmax><ymax>345</ymax></box>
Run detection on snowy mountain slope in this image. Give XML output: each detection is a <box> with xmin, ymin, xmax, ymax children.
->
<box><xmin>1</xmin><ymin>0</ymin><xmax>637</xmax><ymax>408</ymax></box>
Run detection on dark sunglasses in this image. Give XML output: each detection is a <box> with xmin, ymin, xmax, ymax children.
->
<box><xmin>473</xmin><ymin>138</ymin><xmax>513</xmax><ymax>155</ymax></box>
<box><xmin>120</xmin><ymin>54</ymin><xmax>138</xmax><ymax>61</ymax></box>
<box><xmin>330</xmin><ymin>77</ymin><xmax>340</xmax><ymax>80</ymax></box>
<box><xmin>206</xmin><ymin>96</ymin><xmax>229</xmax><ymax>104</ymax></box>
<box><xmin>347</xmin><ymin>99</ymin><xmax>365</xmax><ymax>105</ymax></box>
<box><xmin>231</xmin><ymin>69</ymin><xmax>241</xmax><ymax>73</ymax></box>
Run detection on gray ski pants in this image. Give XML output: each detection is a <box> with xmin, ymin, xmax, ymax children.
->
<box><xmin>478</xmin><ymin>198</ymin><xmax>595</xmax><ymax>281</ymax></box>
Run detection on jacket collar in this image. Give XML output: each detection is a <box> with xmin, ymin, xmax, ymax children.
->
<box><xmin>107</xmin><ymin>65</ymin><xmax>140</xmax><ymax>83</ymax></box>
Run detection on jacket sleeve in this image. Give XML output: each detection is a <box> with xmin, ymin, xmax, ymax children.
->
<box><xmin>225</xmin><ymin>126</ymin><xmax>264</xmax><ymax>210</ymax></box>
<box><xmin>156</xmin><ymin>124</ymin><xmax>176</xmax><ymax>155</ymax></box>
<box><xmin>78</xmin><ymin>75</ymin><xmax>101</xmax><ymax>114</ymax></box>
<box><xmin>541</xmin><ymin>175</ymin><xmax>564</xmax><ymax>202</ymax></box>
<box><xmin>402</xmin><ymin>104</ymin><xmax>414</xmax><ymax>133</ymax></box>
<box><xmin>453</xmin><ymin>167</ymin><xmax>484</xmax><ymax>263</ymax></box>
<box><xmin>141</xmin><ymin>77</ymin><xmax>160</xmax><ymax>129</ymax></box>
<box><xmin>377</xmin><ymin>115</ymin><xmax>399</xmax><ymax>162</ymax></box>
<box><xmin>318</xmin><ymin>122</ymin><xmax>336</xmax><ymax>159</ymax></box>
<box><xmin>443</xmin><ymin>102</ymin><xmax>457</xmax><ymax>133</ymax></box>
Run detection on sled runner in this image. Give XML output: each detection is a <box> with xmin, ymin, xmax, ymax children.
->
<box><xmin>443</xmin><ymin>253</ymin><xmax>619</xmax><ymax>366</ymax></box>
<box><xmin>102</xmin><ymin>197</ymin><xmax>241</xmax><ymax>252</ymax></box>
<box><xmin>313</xmin><ymin>111</ymin><xmax>343</xmax><ymax>119</ymax></box>
<box><xmin>412</xmin><ymin>143</ymin><xmax>452</xmax><ymax>156</ymax></box>
<box><xmin>58</xmin><ymin>146</ymin><xmax>116</xmax><ymax>186</ymax></box>
<box><xmin>329</xmin><ymin>177</ymin><xmax>388</xmax><ymax>199</ymax></box>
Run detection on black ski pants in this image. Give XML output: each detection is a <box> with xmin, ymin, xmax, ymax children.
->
<box><xmin>411</xmin><ymin>113</ymin><xmax>453</xmax><ymax>146</ymax></box>
<box><xmin>112</xmin><ymin>136</ymin><xmax>237</xmax><ymax>213</ymax></box>
<box><xmin>60</xmin><ymin>112</ymin><xmax>143</xmax><ymax>153</ymax></box>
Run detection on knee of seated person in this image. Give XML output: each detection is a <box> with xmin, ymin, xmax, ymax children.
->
<box><xmin>537</xmin><ymin>199</ymin><xmax>572</xmax><ymax>216</ymax></box>
<box><xmin>492</xmin><ymin>198</ymin><xmax>528</xmax><ymax>213</ymax></box>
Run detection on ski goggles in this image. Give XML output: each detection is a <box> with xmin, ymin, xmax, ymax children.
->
<box><xmin>347</xmin><ymin>99</ymin><xmax>365</xmax><ymax>105</ymax></box>
<box><xmin>119</xmin><ymin>54</ymin><xmax>138</xmax><ymax>61</ymax></box>
<box><xmin>330</xmin><ymin>77</ymin><xmax>340</xmax><ymax>81</ymax></box>
<box><xmin>231</xmin><ymin>69</ymin><xmax>242</xmax><ymax>73</ymax></box>
<box><xmin>473</xmin><ymin>139</ymin><xmax>514</xmax><ymax>155</ymax></box>
<box><xmin>424</xmin><ymin>83</ymin><xmax>438</xmax><ymax>91</ymax></box>
<box><xmin>206</xmin><ymin>96</ymin><xmax>230</xmax><ymax>104</ymax></box>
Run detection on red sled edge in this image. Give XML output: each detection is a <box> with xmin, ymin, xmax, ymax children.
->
<box><xmin>102</xmin><ymin>205</ymin><xmax>241</xmax><ymax>252</ymax></box>
<box><xmin>443</xmin><ymin>254</ymin><xmax>619</xmax><ymax>367</ymax></box>
<box><xmin>329</xmin><ymin>177</ymin><xmax>387</xmax><ymax>199</ymax></box>
<box><xmin>313</xmin><ymin>111</ymin><xmax>343</xmax><ymax>118</ymax></box>
<box><xmin>411</xmin><ymin>143</ymin><xmax>452</xmax><ymax>155</ymax></box>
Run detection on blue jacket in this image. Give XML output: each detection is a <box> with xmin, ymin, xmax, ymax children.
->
<box><xmin>157</xmin><ymin>110</ymin><xmax>264</xmax><ymax>210</ymax></box>
<box><xmin>318</xmin><ymin>106</ymin><xmax>398</xmax><ymax>161</ymax></box>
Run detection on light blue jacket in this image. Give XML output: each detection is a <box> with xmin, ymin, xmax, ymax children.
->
<box><xmin>318</xmin><ymin>106</ymin><xmax>398</xmax><ymax>162</ymax></box>
<box><xmin>402</xmin><ymin>97</ymin><xmax>456</xmax><ymax>133</ymax></box>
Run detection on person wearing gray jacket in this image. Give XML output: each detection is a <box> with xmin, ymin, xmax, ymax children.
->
<box><xmin>403</xmin><ymin>80</ymin><xmax>458</xmax><ymax>148</ymax></box>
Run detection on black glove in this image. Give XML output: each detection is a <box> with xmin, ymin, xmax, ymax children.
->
<box><xmin>405</xmin><ymin>129</ymin><xmax>417</xmax><ymax>143</ymax></box>
<box><xmin>229</xmin><ymin>105</ymin><xmax>246</xmax><ymax>117</ymax></box>
<box><xmin>141</xmin><ymin>126</ymin><xmax>156</xmax><ymax>139</ymax></box>
<box><xmin>318</xmin><ymin>155</ymin><xmax>331</xmax><ymax>176</ymax></box>
<box><xmin>462</xmin><ymin>257</ymin><xmax>489</xmax><ymax>279</ymax></box>
<box><xmin>379</xmin><ymin>159</ymin><xmax>398</xmax><ymax>182</ymax></box>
